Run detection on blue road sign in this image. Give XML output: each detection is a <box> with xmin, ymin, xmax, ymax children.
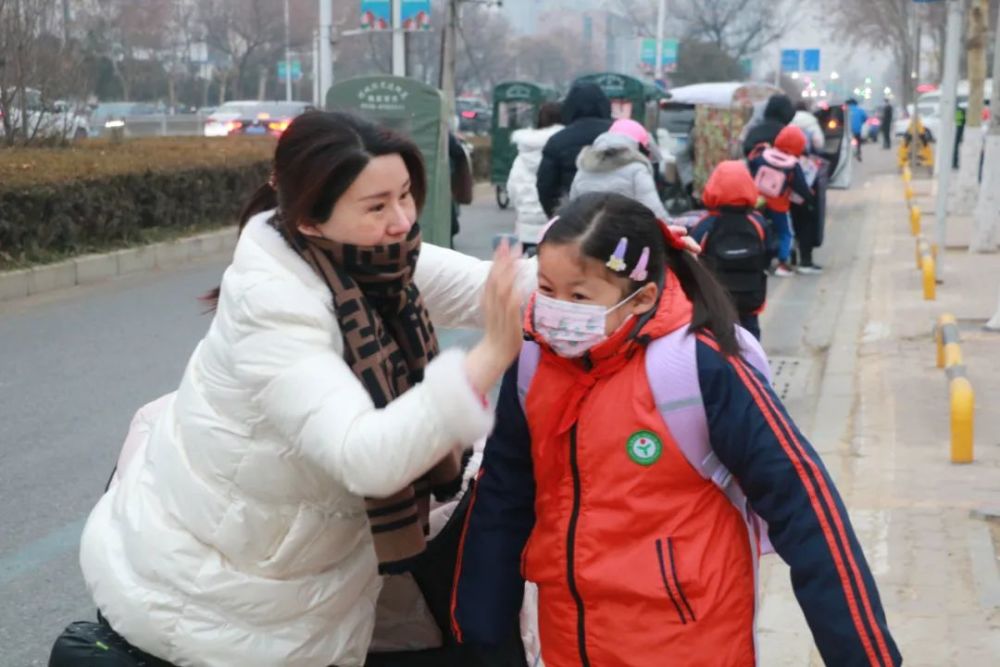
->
<box><xmin>781</xmin><ymin>49</ymin><xmax>801</xmax><ymax>73</ymax></box>
<box><xmin>803</xmin><ymin>49</ymin><xmax>820</xmax><ymax>72</ymax></box>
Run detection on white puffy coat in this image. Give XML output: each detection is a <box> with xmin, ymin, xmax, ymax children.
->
<box><xmin>79</xmin><ymin>211</ymin><xmax>518</xmax><ymax>667</ymax></box>
<box><xmin>506</xmin><ymin>125</ymin><xmax>563</xmax><ymax>244</ymax></box>
<box><xmin>569</xmin><ymin>132</ymin><xmax>669</xmax><ymax>220</ymax></box>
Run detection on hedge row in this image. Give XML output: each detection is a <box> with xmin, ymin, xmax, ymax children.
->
<box><xmin>0</xmin><ymin>138</ymin><xmax>273</xmax><ymax>267</ymax></box>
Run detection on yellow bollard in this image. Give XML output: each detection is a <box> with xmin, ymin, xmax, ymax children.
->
<box><xmin>910</xmin><ymin>205</ymin><xmax>922</xmax><ymax>236</ymax></box>
<box><xmin>921</xmin><ymin>254</ymin><xmax>936</xmax><ymax>300</ymax></box>
<box><xmin>903</xmin><ymin>167</ymin><xmax>912</xmax><ymax>184</ymax></box>
<box><xmin>936</xmin><ymin>314</ymin><xmax>957</xmax><ymax>368</ymax></box>
<box><xmin>905</xmin><ymin>185</ymin><xmax>915</xmax><ymax>201</ymax></box>
<box><xmin>950</xmin><ymin>377</ymin><xmax>975</xmax><ymax>464</ymax></box>
<box><xmin>944</xmin><ymin>342</ymin><xmax>963</xmax><ymax>368</ymax></box>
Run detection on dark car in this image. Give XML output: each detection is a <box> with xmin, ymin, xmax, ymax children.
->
<box><xmin>89</xmin><ymin>102</ymin><xmax>159</xmax><ymax>137</ymax></box>
<box><xmin>203</xmin><ymin>101</ymin><xmax>313</xmax><ymax>138</ymax></box>
<box><xmin>456</xmin><ymin>98</ymin><xmax>491</xmax><ymax>136</ymax></box>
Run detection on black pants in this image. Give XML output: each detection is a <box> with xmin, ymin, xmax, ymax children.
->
<box><xmin>740</xmin><ymin>313</ymin><xmax>761</xmax><ymax>341</ymax></box>
<box><xmin>882</xmin><ymin>126</ymin><xmax>892</xmax><ymax>149</ymax></box>
<box><xmin>791</xmin><ymin>204</ymin><xmax>819</xmax><ymax>267</ymax></box>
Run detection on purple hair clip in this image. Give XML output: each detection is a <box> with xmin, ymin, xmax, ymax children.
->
<box><xmin>629</xmin><ymin>246</ymin><xmax>650</xmax><ymax>281</ymax></box>
<box><xmin>607</xmin><ymin>237</ymin><xmax>628</xmax><ymax>272</ymax></box>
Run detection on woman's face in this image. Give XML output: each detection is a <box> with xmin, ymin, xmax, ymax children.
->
<box><xmin>298</xmin><ymin>154</ymin><xmax>417</xmax><ymax>246</ymax></box>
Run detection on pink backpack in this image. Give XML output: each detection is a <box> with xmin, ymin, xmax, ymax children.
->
<box><xmin>754</xmin><ymin>147</ymin><xmax>798</xmax><ymax>198</ymax></box>
<box><xmin>517</xmin><ymin>325</ymin><xmax>774</xmax><ymax>555</ymax></box>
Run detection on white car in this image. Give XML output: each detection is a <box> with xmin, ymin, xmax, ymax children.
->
<box><xmin>0</xmin><ymin>88</ymin><xmax>89</xmax><ymax>141</ymax></box>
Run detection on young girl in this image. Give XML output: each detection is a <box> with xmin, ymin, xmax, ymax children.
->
<box><xmin>451</xmin><ymin>192</ymin><xmax>901</xmax><ymax>667</ymax></box>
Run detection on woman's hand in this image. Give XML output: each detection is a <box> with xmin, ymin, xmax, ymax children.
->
<box><xmin>465</xmin><ymin>240</ymin><xmax>524</xmax><ymax>395</ymax></box>
<box><xmin>669</xmin><ymin>225</ymin><xmax>702</xmax><ymax>255</ymax></box>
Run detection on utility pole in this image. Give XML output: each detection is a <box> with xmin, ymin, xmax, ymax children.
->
<box><xmin>440</xmin><ymin>0</ymin><xmax>458</xmax><ymax>126</ymax></box>
<box><xmin>911</xmin><ymin>3</ymin><xmax>922</xmax><ymax>173</ymax></box>
<box><xmin>934</xmin><ymin>0</ymin><xmax>964</xmax><ymax>278</ymax></box>
<box><xmin>654</xmin><ymin>0</ymin><xmax>666</xmax><ymax>85</ymax></box>
<box><xmin>972</xmin><ymin>0</ymin><xmax>1000</xmax><ymax>255</ymax></box>
<box><xmin>312</xmin><ymin>30</ymin><xmax>320</xmax><ymax>106</ymax></box>
<box><xmin>284</xmin><ymin>0</ymin><xmax>293</xmax><ymax>101</ymax></box>
<box><xmin>392</xmin><ymin>0</ymin><xmax>406</xmax><ymax>77</ymax></box>
<box><xmin>62</xmin><ymin>0</ymin><xmax>70</xmax><ymax>46</ymax></box>
<box><xmin>318</xmin><ymin>0</ymin><xmax>333</xmax><ymax>109</ymax></box>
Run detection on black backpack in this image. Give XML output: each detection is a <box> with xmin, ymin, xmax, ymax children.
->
<box><xmin>701</xmin><ymin>209</ymin><xmax>770</xmax><ymax>314</ymax></box>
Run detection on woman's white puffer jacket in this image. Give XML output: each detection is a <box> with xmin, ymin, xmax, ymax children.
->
<box><xmin>79</xmin><ymin>211</ymin><xmax>511</xmax><ymax>667</ymax></box>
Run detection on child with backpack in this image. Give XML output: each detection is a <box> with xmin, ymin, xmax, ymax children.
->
<box><xmin>451</xmin><ymin>192</ymin><xmax>900</xmax><ymax>667</ymax></box>
<box><xmin>748</xmin><ymin>125</ymin><xmax>815</xmax><ymax>277</ymax></box>
<box><xmin>690</xmin><ymin>161</ymin><xmax>771</xmax><ymax>341</ymax></box>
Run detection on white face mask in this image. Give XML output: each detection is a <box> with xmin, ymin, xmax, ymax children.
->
<box><xmin>533</xmin><ymin>290</ymin><xmax>640</xmax><ymax>358</ymax></box>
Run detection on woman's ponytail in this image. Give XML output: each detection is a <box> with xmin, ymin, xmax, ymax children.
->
<box><xmin>201</xmin><ymin>181</ymin><xmax>277</xmax><ymax>311</ymax></box>
<box><xmin>238</xmin><ymin>181</ymin><xmax>278</xmax><ymax>234</ymax></box>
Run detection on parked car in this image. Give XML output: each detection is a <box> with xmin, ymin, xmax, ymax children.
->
<box><xmin>203</xmin><ymin>101</ymin><xmax>313</xmax><ymax>138</ymax></box>
<box><xmin>89</xmin><ymin>102</ymin><xmax>159</xmax><ymax>137</ymax></box>
<box><xmin>456</xmin><ymin>98</ymin><xmax>491</xmax><ymax>135</ymax></box>
<box><xmin>0</xmin><ymin>88</ymin><xmax>89</xmax><ymax>141</ymax></box>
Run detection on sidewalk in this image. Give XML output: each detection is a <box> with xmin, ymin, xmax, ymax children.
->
<box><xmin>758</xmin><ymin>171</ymin><xmax>1000</xmax><ymax>665</ymax></box>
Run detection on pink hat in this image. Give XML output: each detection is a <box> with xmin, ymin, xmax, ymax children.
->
<box><xmin>609</xmin><ymin>118</ymin><xmax>650</xmax><ymax>148</ymax></box>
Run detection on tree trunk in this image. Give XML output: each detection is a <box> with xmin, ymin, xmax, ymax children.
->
<box><xmin>987</xmin><ymin>284</ymin><xmax>1000</xmax><ymax>330</ymax></box>
<box><xmin>257</xmin><ymin>66</ymin><xmax>267</xmax><ymax>100</ymax></box>
<box><xmin>950</xmin><ymin>0</ymin><xmax>989</xmax><ymax>215</ymax></box>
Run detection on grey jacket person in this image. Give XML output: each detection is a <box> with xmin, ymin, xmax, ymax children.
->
<box><xmin>569</xmin><ymin>132</ymin><xmax>669</xmax><ymax>219</ymax></box>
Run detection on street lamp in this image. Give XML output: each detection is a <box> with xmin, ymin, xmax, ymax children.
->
<box><xmin>830</xmin><ymin>71</ymin><xmax>840</xmax><ymax>80</ymax></box>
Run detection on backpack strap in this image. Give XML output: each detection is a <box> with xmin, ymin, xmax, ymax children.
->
<box><xmin>516</xmin><ymin>341</ymin><xmax>542</xmax><ymax>412</ymax></box>
<box><xmin>646</xmin><ymin>325</ymin><xmax>773</xmax><ymax>554</ymax></box>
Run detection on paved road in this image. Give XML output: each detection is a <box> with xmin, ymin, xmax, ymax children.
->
<box><xmin>0</xmin><ymin>152</ymin><xmax>895</xmax><ymax>665</ymax></box>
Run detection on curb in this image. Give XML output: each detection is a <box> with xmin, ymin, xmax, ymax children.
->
<box><xmin>0</xmin><ymin>227</ymin><xmax>238</xmax><ymax>304</ymax></box>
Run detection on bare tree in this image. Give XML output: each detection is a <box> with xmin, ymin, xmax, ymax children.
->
<box><xmin>199</xmin><ymin>0</ymin><xmax>283</xmax><ymax>103</ymax></box>
<box><xmin>826</xmin><ymin>0</ymin><xmax>931</xmax><ymax>108</ymax></box>
<box><xmin>671</xmin><ymin>40</ymin><xmax>745</xmax><ymax>87</ymax></box>
<box><xmin>0</xmin><ymin>0</ymin><xmax>92</xmax><ymax>146</ymax></box>
<box><xmin>455</xmin><ymin>6</ymin><xmax>514</xmax><ymax>94</ymax></box>
<box><xmin>617</xmin><ymin>0</ymin><xmax>792</xmax><ymax>60</ymax></box>
<box><xmin>673</xmin><ymin>0</ymin><xmax>795</xmax><ymax>61</ymax></box>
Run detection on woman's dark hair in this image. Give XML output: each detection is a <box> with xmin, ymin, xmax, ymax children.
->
<box><xmin>537</xmin><ymin>102</ymin><xmax>562</xmax><ymax>129</ymax></box>
<box><xmin>541</xmin><ymin>192</ymin><xmax>740</xmax><ymax>356</ymax></box>
<box><xmin>205</xmin><ymin>111</ymin><xmax>427</xmax><ymax>307</ymax></box>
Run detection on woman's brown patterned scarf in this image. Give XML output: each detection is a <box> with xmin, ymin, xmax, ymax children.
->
<box><xmin>277</xmin><ymin>216</ymin><xmax>462</xmax><ymax>574</ymax></box>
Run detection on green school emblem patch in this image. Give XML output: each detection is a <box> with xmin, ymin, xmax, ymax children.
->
<box><xmin>627</xmin><ymin>431</ymin><xmax>663</xmax><ymax>466</ymax></box>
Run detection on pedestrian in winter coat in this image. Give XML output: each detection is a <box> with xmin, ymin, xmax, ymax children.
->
<box><xmin>507</xmin><ymin>102</ymin><xmax>564</xmax><ymax>252</ymax></box>
<box><xmin>690</xmin><ymin>161</ymin><xmax>771</xmax><ymax>340</ymax></box>
<box><xmin>452</xmin><ymin>192</ymin><xmax>901</xmax><ymax>667</ymax></box>
<box><xmin>792</xmin><ymin>101</ymin><xmax>826</xmax><ymax>154</ymax></box>
<box><xmin>569</xmin><ymin>118</ymin><xmax>670</xmax><ymax>220</ymax></box>
<box><xmin>69</xmin><ymin>111</ymin><xmax>530</xmax><ymax>667</ymax></box>
<box><xmin>749</xmin><ymin>125</ymin><xmax>815</xmax><ymax>277</ymax></box>
<box><xmin>536</xmin><ymin>82</ymin><xmax>613</xmax><ymax>217</ymax></box>
<box><xmin>742</xmin><ymin>93</ymin><xmax>796</xmax><ymax>157</ymax></box>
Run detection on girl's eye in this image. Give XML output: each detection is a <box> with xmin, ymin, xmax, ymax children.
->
<box><xmin>369</xmin><ymin>203</ymin><xmax>386</xmax><ymax>213</ymax></box>
<box><xmin>400</xmin><ymin>190</ymin><xmax>412</xmax><ymax>201</ymax></box>
<box><xmin>538</xmin><ymin>284</ymin><xmax>554</xmax><ymax>295</ymax></box>
<box><xmin>571</xmin><ymin>292</ymin><xmax>589</xmax><ymax>301</ymax></box>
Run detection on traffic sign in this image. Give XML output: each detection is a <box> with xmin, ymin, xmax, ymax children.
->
<box><xmin>640</xmin><ymin>38</ymin><xmax>680</xmax><ymax>71</ymax></box>
<box><xmin>781</xmin><ymin>49</ymin><xmax>801</xmax><ymax>72</ymax></box>
<box><xmin>278</xmin><ymin>59</ymin><xmax>302</xmax><ymax>82</ymax></box>
<box><xmin>803</xmin><ymin>49</ymin><xmax>821</xmax><ymax>72</ymax></box>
